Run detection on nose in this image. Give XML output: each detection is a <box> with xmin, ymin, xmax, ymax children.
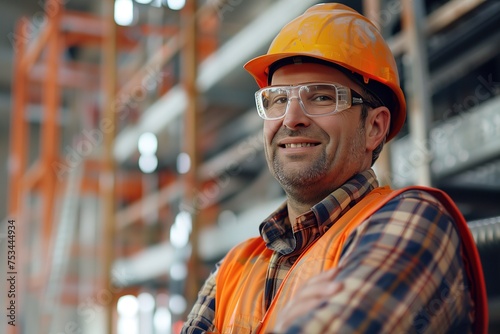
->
<box><xmin>282</xmin><ymin>97</ymin><xmax>311</xmax><ymax>129</ymax></box>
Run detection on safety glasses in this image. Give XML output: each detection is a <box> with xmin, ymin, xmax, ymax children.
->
<box><xmin>255</xmin><ymin>82</ymin><xmax>369</xmax><ymax>120</ymax></box>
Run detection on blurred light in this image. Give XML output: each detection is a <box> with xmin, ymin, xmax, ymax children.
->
<box><xmin>176</xmin><ymin>152</ymin><xmax>191</xmax><ymax>174</ymax></box>
<box><xmin>138</xmin><ymin>293</ymin><xmax>154</xmax><ymax>334</ymax></box>
<box><xmin>176</xmin><ymin>211</ymin><xmax>192</xmax><ymax>229</ymax></box>
<box><xmin>117</xmin><ymin>295</ymin><xmax>139</xmax><ymax>317</ymax></box>
<box><xmin>154</xmin><ymin>307</ymin><xmax>171</xmax><ymax>333</ymax></box>
<box><xmin>118</xmin><ymin>318</ymin><xmax>139</xmax><ymax>334</ymax></box>
<box><xmin>165</xmin><ymin>0</ymin><xmax>186</xmax><ymax>10</ymax></box>
<box><xmin>138</xmin><ymin>293</ymin><xmax>155</xmax><ymax>313</ymax></box>
<box><xmin>118</xmin><ymin>317</ymin><xmax>139</xmax><ymax>334</ymax></box>
<box><xmin>139</xmin><ymin>154</ymin><xmax>158</xmax><ymax>173</ymax></box>
<box><xmin>118</xmin><ymin>295</ymin><xmax>140</xmax><ymax>334</ymax></box>
<box><xmin>170</xmin><ymin>211</ymin><xmax>192</xmax><ymax>248</ymax></box>
<box><xmin>170</xmin><ymin>262</ymin><xmax>187</xmax><ymax>281</ymax></box>
<box><xmin>135</xmin><ymin>0</ymin><xmax>153</xmax><ymax>4</ymax></box>
<box><xmin>169</xmin><ymin>294</ymin><xmax>187</xmax><ymax>314</ymax></box>
<box><xmin>218</xmin><ymin>210</ymin><xmax>237</xmax><ymax>226</ymax></box>
<box><xmin>138</xmin><ymin>132</ymin><xmax>158</xmax><ymax>155</ymax></box>
<box><xmin>114</xmin><ymin>0</ymin><xmax>134</xmax><ymax>26</ymax></box>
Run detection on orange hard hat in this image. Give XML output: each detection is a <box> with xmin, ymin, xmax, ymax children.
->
<box><xmin>244</xmin><ymin>3</ymin><xmax>406</xmax><ymax>141</ymax></box>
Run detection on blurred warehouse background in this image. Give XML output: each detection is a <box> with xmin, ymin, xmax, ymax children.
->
<box><xmin>1</xmin><ymin>0</ymin><xmax>500</xmax><ymax>333</ymax></box>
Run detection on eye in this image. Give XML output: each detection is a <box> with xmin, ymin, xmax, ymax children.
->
<box><xmin>311</xmin><ymin>94</ymin><xmax>334</xmax><ymax>102</ymax></box>
<box><xmin>274</xmin><ymin>96</ymin><xmax>288</xmax><ymax>104</ymax></box>
<box><xmin>302</xmin><ymin>85</ymin><xmax>337</xmax><ymax>107</ymax></box>
<box><xmin>306</xmin><ymin>92</ymin><xmax>337</xmax><ymax>107</ymax></box>
<box><xmin>269</xmin><ymin>90</ymin><xmax>288</xmax><ymax>106</ymax></box>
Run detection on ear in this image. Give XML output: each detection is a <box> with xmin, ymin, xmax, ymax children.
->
<box><xmin>365</xmin><ymin>106</ymin><xmax>391</xmax><ymax>151</ymax></box>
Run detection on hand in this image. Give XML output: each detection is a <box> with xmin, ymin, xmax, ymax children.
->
<box><xmin>271</xmin><ymin>269</ymin><xmax>343</xmax><ymax>333</ymax></box>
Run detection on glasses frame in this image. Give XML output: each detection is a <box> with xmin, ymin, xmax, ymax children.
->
<box><xmin>254</xmin><ymin>82</ymin><xmax>370</xmax><ymax>120</ymax></box>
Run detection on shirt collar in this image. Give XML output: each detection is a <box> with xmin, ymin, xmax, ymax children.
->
<box><xmin>310</xmin><ymin>168</ymin><xmax>379</xmax><ymax>231</ymax></box>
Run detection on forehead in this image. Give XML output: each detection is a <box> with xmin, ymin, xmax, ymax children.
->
<box><xmin>270</xmin><ymin>62</ymin><xmax>361</xmax><ymax>91</ymax></box>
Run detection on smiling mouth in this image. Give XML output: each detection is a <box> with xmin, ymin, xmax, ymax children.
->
<box><xmin>281</xmin><ymin>143</ymin><xmax>319</xmax><ymax>148</ymax></box>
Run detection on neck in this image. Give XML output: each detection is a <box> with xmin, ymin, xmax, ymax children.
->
<box><xmin>285</xmin><ymin>193</ymin><xmax>324</xmax><ymax>227</ymax></box>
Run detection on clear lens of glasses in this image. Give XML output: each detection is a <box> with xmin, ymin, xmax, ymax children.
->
<box><xmin>255</xmin><ymin>83</ymin><xmax>357</xmax><ymax>120</ymax></box>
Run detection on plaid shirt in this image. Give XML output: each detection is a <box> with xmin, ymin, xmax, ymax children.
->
<box><xmin>182</xmin><ymin>169</ymin><xmax>474</xmax><ymax>333</ymax></box>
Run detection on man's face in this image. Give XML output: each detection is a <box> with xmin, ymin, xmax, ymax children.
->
<box><xmin>263</xmin><ymin>62</ymin><xmax>372</xmax><ymax>201</ymax></box>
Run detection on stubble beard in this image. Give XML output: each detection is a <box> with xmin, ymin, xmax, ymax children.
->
<box><xmin>270</xmin><ymin>126</ymin><xmax>366</xmax><ymax>203</ymax></box>
<box><xmin>272</xmin><ymin>150</ymin><xmax>329</xmax><ymax>191</ymax></box>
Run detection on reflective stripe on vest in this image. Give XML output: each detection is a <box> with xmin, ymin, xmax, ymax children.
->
<box><xmin>213</xmin><ymin>186</ymin><xmax>488</xmax><ymax>334</ymax></box>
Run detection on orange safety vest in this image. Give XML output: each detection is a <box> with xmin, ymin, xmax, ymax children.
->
<box><xmin>213</xmin><ymin>186</ymin><xmax>488</xmax><ymax>334</ymax></box>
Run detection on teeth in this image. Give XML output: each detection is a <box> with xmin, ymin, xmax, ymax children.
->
<box><xmin>285</xmin><ymin>143</ymin><xmax>315</xmax><ymax>148</ymax></box>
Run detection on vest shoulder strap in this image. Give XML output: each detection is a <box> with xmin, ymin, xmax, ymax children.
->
<box><xmin>397</xmin><ymin>186</ymin><xmax>488</xmax><ymax>334</ymax></box>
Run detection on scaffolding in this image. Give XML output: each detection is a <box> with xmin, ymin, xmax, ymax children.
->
<box><xmin>7</xmin><ymin>1</ymin><xmax>118</xmax><ymax>332</ymax></box>
<box><xmin>5</xmin><ymin>0</ymin><xmax>500</xmax><ymax>332</ymax></box>
<box><xmin>4</xmin><ymin>0</ymin><xmax>226</xmax><ymax>330</ymax></box>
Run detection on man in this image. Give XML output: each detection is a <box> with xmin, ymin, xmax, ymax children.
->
<box><xmin>182</xmin><ymin>3</ymin><xmax>487</xmax><ymax>333</ymax></box>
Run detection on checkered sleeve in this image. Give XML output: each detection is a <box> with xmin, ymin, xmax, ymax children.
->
<box><xmin>284</xmin><ymin>190</ymin><xmax>474</xmax><ymax>333</ymax></box>
<box><xmin>181</xmin><ymin>261</ymin><xmax>220</xmax><ymax>334</ymax></box>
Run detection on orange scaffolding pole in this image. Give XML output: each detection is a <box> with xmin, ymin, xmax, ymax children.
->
<box><xmin>8</xmin><ymin>18</ymin><xmax>29</xmax><ymax>218</ymax></box>
<box><xmin>101</xmin><ymin>0</ymin><xmax>118</xmax><ymax>333</ymax></box>
<box><xmin>40</xmin><ymin>0</ymin><xmax>63</xmax><ymax>292</ymax></box>
<box><xmin>6</xmin><ymin>17</ymin><xmax>29</xmax><ymax>334</ymax></box>
<box><xmin>183</xmin><ymin>0</ymin><xmax>202</xmax><ymax>310</ymax></box>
